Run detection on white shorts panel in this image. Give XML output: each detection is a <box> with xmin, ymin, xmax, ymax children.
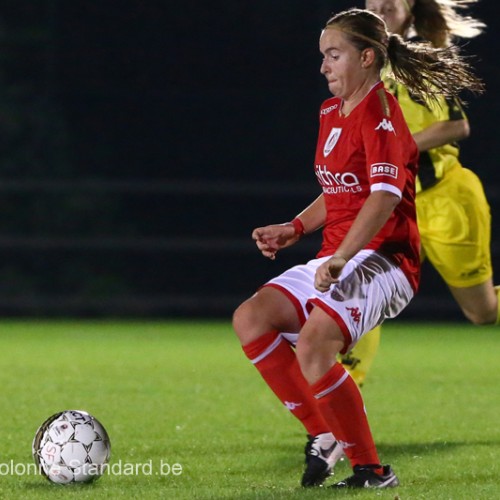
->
<box><xmin>267</xmin><ymin>250</ymin><xmax>414</xmax><ymax>351</ymax></box>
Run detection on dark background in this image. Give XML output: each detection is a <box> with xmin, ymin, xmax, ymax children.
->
<box><xmin>0</xmin><ymin>1</ymin><xmax>498</xmax><ymax>319</ymax></box>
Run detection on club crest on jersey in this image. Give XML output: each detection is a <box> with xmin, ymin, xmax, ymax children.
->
<box><xmin>375</xmin><ymin>118</ymin><xmax>396</xmax><ymax>134</ymax></box>
<box><xmin>323</xmin><ymin>127</ymin><xmax>342</xmax><ymax>157</ymax></box>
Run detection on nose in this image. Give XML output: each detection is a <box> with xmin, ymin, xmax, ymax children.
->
<box><xmin>320</xmin><ymin>59</ymin><xmax>328</xmax><ymax>75</ymax></box>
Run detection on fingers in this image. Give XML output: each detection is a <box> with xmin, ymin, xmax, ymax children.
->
<box><xmin>252</xmin><ymin>223</ymin><xmax>296</xmax><ymax>260</ymax></box>
<box><xmin>252</xmin><ymin>230</ymin><xmax>276</xmax><ymax>259</ymax></box>
<box><xmin>252</xmin><ymin>226</ymin><xmax>280</xmax><ymax>260</ymax></box>
<box><xmin>263</xmin><ymin>250</ymin><xmax>276</xmax><ymax>260</ymax></box>
<box><xmin>314</xmin><ymin>270</ymin><xmax>333</xmax><ymax>292</ymax></box>
<box><xmin>327</xmin><ymin>256</ymin><xmax>347</xmax><ymax>282</ymax></box>
<box><xmin>251</xmin><ymin>228</ymin><xmax>264</xmax><ymax>241</ymax></box>
<box><xmin>314</xmin><ymin>261</ymin><xmax>332</xmax><ymax>291</ymax></box>
<box><xmin>315</xmin><ymin>282</ymin><xmax>331</xmax><ymax>293</ymax></box>
<box><xmin>314</xmin><ymin>256</ymin><xmax>346</xmax><ymax>291</ymax></box>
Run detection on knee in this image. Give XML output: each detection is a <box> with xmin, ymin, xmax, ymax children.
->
<box><xmin>232</xmin><ymin>301</ymin><xmax>249</xmax><ymax>340</ymax></box>
<box><xmin>295</xmin><ymin>317</ymin><xmax>345</xmax><ymax>384</ymax></box>
<box><xmin>463</xmin><ymin>310</ymin><xmax>496</xmax><ymax>326</ymax></box>
<box><xmin>293</xmin><ymin>341</ymin><xmax>311</xmax><ymax>384</ymax></box>
<box><xmin>296</xmin><ymin>334</ymin><xmax>342</xmax><ymax>385</ymax></box>
<box><xmin>232</xmin><ymin>299</ymin><xmax>262</xmax><ymax>345</ymax></box>
<box><xmin>460</xmin><ymin>303</ymin><xmax>497</xmax><ymax>325</ymax></box>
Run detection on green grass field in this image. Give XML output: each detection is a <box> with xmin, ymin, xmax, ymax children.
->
<box><xmin>0</xmin><ymin>319</ymin><xmax>498</xmax><ymax>499</ymax></box>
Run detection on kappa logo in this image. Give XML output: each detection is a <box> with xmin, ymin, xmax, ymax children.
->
<box><xmin>321</xmin><ymin>104</ymin><xmax>338</xmax><ymax>115</ymax></box>
<box><xmin>346</xmin><ymin>306</ymin><xmax>362</xmax><ymax>324</ymax></box>
<box><xmin>323</xmin><ymin>127</ymin><xmax>342</xmax><ymax>157</ymax></box>
<box><xmin>284</xmin><ymin>401</ymin><xmax>302</xmax><ymax>411</ymax></box>
<box><xmin>375</xmin><ymin>118</ymin><xmax>396</xmax><ymax>134</ymax></box>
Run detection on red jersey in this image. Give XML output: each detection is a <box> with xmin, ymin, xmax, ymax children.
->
<box><xmin>315</xmin><ymin>81</ymin><xmax>420</xmax><ymax>291</ymax></box>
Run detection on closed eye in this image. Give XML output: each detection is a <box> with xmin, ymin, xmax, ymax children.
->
<box><xmin>323</xmin><ymin>53</ymin><xmax>339</xmax><ymax>62</ymax></box>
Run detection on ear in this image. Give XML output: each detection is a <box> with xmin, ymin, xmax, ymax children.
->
<box><xmin>360</xmin><ymin>47</ymin><xmax>376</xmax><ymax>68</ymax></box>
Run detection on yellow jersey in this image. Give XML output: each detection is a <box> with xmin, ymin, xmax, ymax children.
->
<box><xmin>382</xmin><ymin>76</ymin><xmax>467</xmax><ymax>193</ymax></box>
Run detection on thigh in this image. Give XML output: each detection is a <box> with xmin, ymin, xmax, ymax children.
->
<box><xmin>307</xmin><ymin>251</ymin><xmax>414</xmax><ymax>353</ymax></box>
<box><xmin>417</xmin><ymin>168</ymin><xmax>493</xmax><ymax>288</ymax></box>
<box><xmin>236</xmin><ymin>258</ymin><xmax>331</xmax><ymax>346</ymax></box>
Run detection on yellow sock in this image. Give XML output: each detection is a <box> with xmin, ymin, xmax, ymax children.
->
<box><xmin>338</xmin><ymin>326</ymin><xmax>381</xmax><ymax>387</ymax></box>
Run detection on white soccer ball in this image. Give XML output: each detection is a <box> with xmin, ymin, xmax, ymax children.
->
<box><xmin>32</xmin><ymin>409</ymin><xmax>111</xmax><ymax>484</ymax></box>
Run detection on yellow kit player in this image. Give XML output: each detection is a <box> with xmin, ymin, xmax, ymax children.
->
<box><xmin>344</xmin><ymin>0</ymin><xmax>499</xmax><ymax>387</ymax></box>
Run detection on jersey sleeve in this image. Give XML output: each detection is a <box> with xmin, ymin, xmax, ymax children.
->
<box><xmin>361</xmin><ymin>91</ymin><xmax>411</xmax><ymax>199</ymax></box>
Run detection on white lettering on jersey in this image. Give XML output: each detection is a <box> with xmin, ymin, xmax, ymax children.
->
<box><xmin>370</xmin><ymin>163</ymin><xmax>399</xmax><ymax>179</ymax></box>
<box><xmin>315</xmin><ymin>165</ymin><xmax>362</xmax><ymax>194</ymax></box>
<box><xmin>323</xmin><ymin>127</ymin><xmax>342</xmax><ymax>157</ymax></box>
<box><xmin>375</xmin><ymin>118</ymin><xmax>396</xmax><ymax>134</ymax></box>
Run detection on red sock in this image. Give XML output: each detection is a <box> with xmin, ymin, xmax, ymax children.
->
<box><xmin>243</xmin><ymin>331</ymin><xmax>329</xmax><ymax>437</ymax></box>
<box><xmin>311</xmin><ymin>362</ymin><xmax>381</xmax><ymax>470</ymax></box>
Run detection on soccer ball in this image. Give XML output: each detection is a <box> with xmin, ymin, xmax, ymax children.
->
<box><xmin>32</xmin><ymin>409</ymin><xmax>111</xmax><ymax>484</ymax></box>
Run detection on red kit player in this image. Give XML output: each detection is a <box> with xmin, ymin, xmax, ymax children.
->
<box><xmin>232</xmin><ymin>8</ymin><xmax>483</xmax><ymax>489</ymax></box>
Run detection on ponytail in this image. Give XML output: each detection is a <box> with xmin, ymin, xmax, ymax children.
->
<box><xmin>386</xmin><ymin>33</ymin><xmax>484</xmax><ymax>101</ymax></box>
<box><xmin>325</xmin><ymin>8</ymin><xmax>484</xmax><ymax>103</ymax></box>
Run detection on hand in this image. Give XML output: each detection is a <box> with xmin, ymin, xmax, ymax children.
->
<box><xmin>314</xmin><ymin>255</ymin><xmax>347</xmax><ymax>292</ymax></box>
<box><xmin>252</xmin><ymin>223</ymin><xmax>299</xmax><ymax>260</ymax></box>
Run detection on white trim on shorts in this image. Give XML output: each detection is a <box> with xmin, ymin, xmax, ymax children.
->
<box><xmin>264</xmin><ymin>249</ymin><xmax>414</xmax><ymax>353</ymax></box>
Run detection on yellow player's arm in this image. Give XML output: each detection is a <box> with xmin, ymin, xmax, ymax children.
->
<box><xmin>412</xmin><ymin>118</ymin><xmax>469</xmax><ymax>152</ymax></box>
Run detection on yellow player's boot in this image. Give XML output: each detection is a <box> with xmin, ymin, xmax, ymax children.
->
<box><xmin>338</xmin><ymin>326</ymin><xmax>381</xmax><ymax>387</ymax></box>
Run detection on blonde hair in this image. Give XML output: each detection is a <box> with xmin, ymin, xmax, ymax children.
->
<box><xmin>411</xmin><ymin>0</ymin><xmax>485</xmax><ymax>47</ymax></box>
<box><xmin>325</xmin><ymin>9</ymin><xmax>484</xmax><ymax>101</ymax></box>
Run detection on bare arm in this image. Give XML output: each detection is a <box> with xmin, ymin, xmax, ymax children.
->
<box><xmin>412</xmin><ymin>119</ymin><xmax>469</xmax><ymax>152</ymax></box>
<box><xmin>252</xmin><ymin>194</ymin><xmax>326</xmax><ymax>260</ymax></box>
<box><xmin>294</xmin><ymin>194</ymin><xmax>326</xmax><ymax>234</ymax></box>
<box><xmin>314</xmin><ymin>190</ymin><xmax>400</xmax><ymax>292</ymax></box>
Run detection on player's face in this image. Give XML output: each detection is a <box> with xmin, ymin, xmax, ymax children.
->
<box><xmin>365</xmin><ymin>0</ymin><xmax>410</xmax><ymax>36</ymax></box>
<box><xmin>319</xmin><ymin>28</ymin><xmax>368</xmax><ymax>99</ymax></box>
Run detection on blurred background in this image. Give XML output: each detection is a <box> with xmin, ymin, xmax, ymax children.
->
<box><xmin>0</xmin><ymin>0</ymin><xmax>497</xmax><ymax>319</ymax></box>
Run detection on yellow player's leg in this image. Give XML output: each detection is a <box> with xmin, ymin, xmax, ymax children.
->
<box><xmin>417</xmin><ymin>167</ymin><xmax>496</xmax><ymax>325</ymax></box>
<box><xmin>338</xmin><ymin>326</ymin><xmax>381</xmax><ymax>387</ymax></box>
<box><xmin>448</xmin><ymin>279</ymin><xmax>498</xmax><ymax>325</ymax></box>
